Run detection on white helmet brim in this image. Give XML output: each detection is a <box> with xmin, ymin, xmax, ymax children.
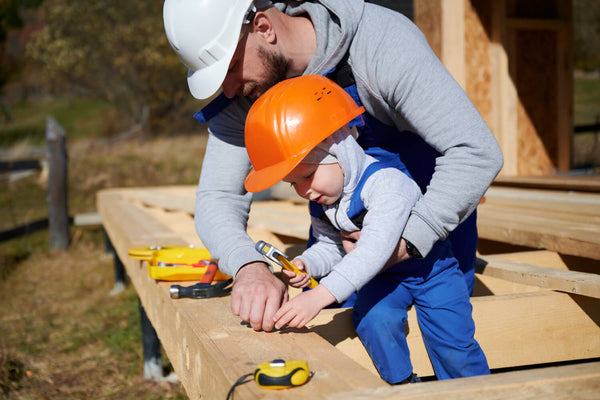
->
<box><xmin>164</xmin><ymin>0</ymin><xmax>256</xmax><ymax>100</ymax></box>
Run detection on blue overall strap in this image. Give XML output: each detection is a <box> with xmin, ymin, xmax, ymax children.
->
<box><xmin>193</xmin><ymin>92</ymin><xmax>235</xmax><ymax>124</ymax></box>
<box><xmin>307</xmin><ymin>200</ymin><xmax>338</xmax><ymax>248</ymax></box>
<box><xmin>325</xmin><ymin>62</ymin><xmax>437</xmax><ymax>194</ymax></box>
<box><xmin>309</xmin><ymin>199</ymin><xmax>326</xmax><ymax>220</ymax></box>
<box><xmin>347</xmin><ymin>159</ymin><xmax>406</xmax><ymax>229</ymax></box>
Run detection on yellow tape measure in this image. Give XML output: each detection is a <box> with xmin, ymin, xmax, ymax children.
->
<box><xmin>254</xmin><ymin>359</ymin><xmax>310</xmax><ymax>389</ymax></box>
<box><xmin>227</xmin><ymin>359</ymin><xmax>311</xmax><ymax>399</ymax></box>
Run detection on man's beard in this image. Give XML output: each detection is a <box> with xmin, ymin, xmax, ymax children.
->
<box><xmin>241</xmin><ymin>47</ymin><xmax>291</xmax><ymax>100</ymax></box>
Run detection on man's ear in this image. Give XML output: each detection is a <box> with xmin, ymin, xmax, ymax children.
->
<box><xmin>252</xmin><ymin>12</ymin><xmax>276</xmax><ymax>44</ymax></box>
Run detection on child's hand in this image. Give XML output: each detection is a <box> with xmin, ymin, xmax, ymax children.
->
<box><xmin>273</xmin><ymin>285</ymin><xmax>336</xmax><ymax>329</ymax></box>
<box><xmin>281</xmin><ymin>259</ymin><xmax>311</xmax><ymax>289</ymax></box>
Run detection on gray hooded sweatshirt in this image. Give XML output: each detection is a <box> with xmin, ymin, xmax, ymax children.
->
<box><xmin>297</xmin><ymin>128</ymin><xmax>421</xmax><ymax>302</ymax></box>
<box><xmin>195</xmin><ymin>0</ymin><xmax>503</xmax><ymax>278</ymax></box>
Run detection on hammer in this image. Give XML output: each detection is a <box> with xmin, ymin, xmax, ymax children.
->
<box><xmin>255</xmin><ymin>240</ymin><xmax>318</xmax><ymax>289</ymax></box>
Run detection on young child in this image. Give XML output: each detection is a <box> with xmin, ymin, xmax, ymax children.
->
<box><xmin>244</xmin><ymin>75</ymin><xmax>489</xmax><ymax>384</ymax></box>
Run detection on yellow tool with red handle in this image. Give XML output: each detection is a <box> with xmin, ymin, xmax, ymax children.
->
<box><xmin>128</xmin><ymin>245</ymin><xmax>230</xmax><ymax>282</ymax></box>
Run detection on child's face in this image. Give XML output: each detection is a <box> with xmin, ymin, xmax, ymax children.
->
<box><xmin>283</xmin><ymin>162</ymin><xmax>344</xmax><ymax>205</ymax></box>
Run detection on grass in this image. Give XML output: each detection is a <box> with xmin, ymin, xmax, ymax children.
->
<box><xmin>0</xmin><ymin>230</ymin><xmax>189</xmax><ymax>399</ymax></box>
<box><xmin>0</xmin><ymin>96</ymin><xmax>208</xmax><ymax>398</ymax></box>
<box><xmin>574</xmin><ymin>77</ymin><xmax>600</xmax><ymax>126</ymax></box>
<box><xmin>573</xmin><ymin>77</ymin><xmax>600</xmax><ymax>169</ymax></box>
<box><xmin>0</xmin><ymin>97</ymin><xmax>130</xmax><ymax>146</ymax></box>
<box><xmin>0</xmin><ymin>131</ymin><xmax>208</xmax><ymax>398</ymax></box>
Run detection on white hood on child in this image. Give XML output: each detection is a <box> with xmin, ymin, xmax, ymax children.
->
<box><xmin>311</xmin><ymin>125</ymin><xmax>372</xmax><ymax>198</ymax></box>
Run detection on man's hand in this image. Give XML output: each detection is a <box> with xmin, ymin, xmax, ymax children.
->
<box><xmin>341</xmin><ymin>230</ymin><xmax>411</xmax><ymax>271</ymax></box>
<box><xmin>273</xmin><ymin>284</ymin><xmax>336</xmax><ymax>329</ymax></box>
<box><xmin>231</xmin><ymin>261</ymin><xmax>288</xmax><ymax>332</ymax></box>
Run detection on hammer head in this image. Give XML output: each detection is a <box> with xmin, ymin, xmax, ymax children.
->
<box><xmin>255</xmin><ymin>240</ymin><xmax>288</xmax><ymax>266</ymax></box>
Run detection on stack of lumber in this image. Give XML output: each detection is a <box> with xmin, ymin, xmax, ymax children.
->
<box><xmin>97</xmin><ymin>178</ymin><xmax>600</xmax><ymax>399</ymax></box>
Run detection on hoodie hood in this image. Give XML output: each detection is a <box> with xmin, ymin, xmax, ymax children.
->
<box><xmin>273</xmin><ymin>0</ymin><xmax>364</xmax><ymax>75</ymax></box>
<box><xmin>315</xmin><ymin>126</ymin><xmax>370</xmax><ymax>198</ymax></box>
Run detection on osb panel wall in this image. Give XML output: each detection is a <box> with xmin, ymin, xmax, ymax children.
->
<box><xmin>465</xmin><ymin>0</ymin><xmax>494</xmax><ymax>132</ymax></box>
<box><xmin>414</xmin><ymin>0</ymin><xmax>442</xmax><ymax>58</ymax></box>
<box><xmin>507</xmin><ymin>0</ymin><xmax>568</xmax><ymax>174</ymax></box>
<box><xmin>514</xmin><ymin>29</ymin><xmax>558</xmax><ymax>175</ymax></box>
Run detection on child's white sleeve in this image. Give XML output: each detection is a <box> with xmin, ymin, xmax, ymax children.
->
<box><xmin>320</xmin><ymin>169</ymin><xmax>422</xmax><ymax>302</ymax></box>
<box><xmin>296</xmin><ymin>215</ymin><xmax>344</xmax><ymax>278</ymax></box>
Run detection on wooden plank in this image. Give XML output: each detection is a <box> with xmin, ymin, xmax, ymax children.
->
<box><xmin>311</xmin><ymin>290</ymin><xmax>600</xmax><ymax>378</ymax></box>
<box><xmin>482</xmin><ymin>249</ymin><xmax>600</xmax><ymax>275</ymax></box>
<box><xmin>73</xmin><ymin>212</ymin><xmax>103</xmax><ymax>227</ymax></box>
<box><xmin>46</xmin><ymin>116</ymin><xmax>69</xmax><ymax>250</ymax></box>
<box><xmin>331</xmin><ymin>361</ymin><xmax>600</xmax><ymax>400</ymax></box>
<box><xmin>477</xmin><ymin>187</ymin><xmax>600</xmax><ymax>259</ymax></box>
<box><xmin>98</xmin><ymin>186</ymin><xmax>600</xmax><ymax>399</ymax></box>
<box><xmin>97</xmin><ymin>188</ymin><xmax>385</xmax><ymax>400</ymax></box>
<box><xmin>477</xmin><ymin>212</ymin><xmax>599</xmax><ymax>259</ymax></box>
<box><xmin>493</xmin><ymin>175</ymin><xmax>600</xmax><ymax>193</ymax></box>
<box><xmin>482</xmin><ymin>186</ymin><xmax>600</xmax><ymax>216</ymax></box>
<box><xmin>248</xmin><ymin>200</ymin><xmax>310</xmax><ymax>240</ymax></box>
<box><xmin>473</xmin><ymin>273</ymin><xmax>547</xmax><ymax>296</ymax></box>
<box><xmin>479</xmin><ymin>204</ymin><xmax>600</xmax><ymax>235</ymax></box>
<box><xmin>490</xmin><ymin>0</ymin><xmax>520</xmax><ymax>177</ymax></box>
<box><xmin>97</xmin><ymin>191</ymin><xmax>186</xmax><ymax>248</ymax></box>
<box><xmin>440</xmin><ymin>0</ymin><xmax>466</xmax><ymax>88</ymax></box>
<box><xmin>121</xmin><ymin>185</ymin><xmax>196</xmax><ymax>213</ymax></box>
<box><xmin>477</xmin><ymin>255</ymin><xmax>600</xmax><ymax>298</ymax></box>
<box><xmin>106</xmin><ymin>186</ymin><xmax>600</xmax><ymax>263</ymax></box>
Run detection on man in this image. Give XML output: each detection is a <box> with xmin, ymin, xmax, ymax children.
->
<box><xmin>163</xmin><ymin>0</ymin><xmax>503</xmax><ymax>332</ymax></box>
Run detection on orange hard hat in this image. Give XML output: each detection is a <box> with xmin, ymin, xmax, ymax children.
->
<box><xmin>244</xmin><ymin>74</ymin><xmax>365</xmax><ymax>193</ymax></box>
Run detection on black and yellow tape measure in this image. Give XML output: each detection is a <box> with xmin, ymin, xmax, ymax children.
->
<box><xmin>254</xmin><ymin>359</ymin><xmax>310</xmax><ymax>389</ymax></box>
<box><xmin>226</xmin><ymin>359</ymin><xmax>311</xmax><ymax>399</ymax></box>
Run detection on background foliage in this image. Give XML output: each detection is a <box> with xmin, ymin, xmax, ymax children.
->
<box><xmin>25</xmin><ymin>0</ymin><xmax>189</xmax><ymax>132</ymax></box>
<box><xmin>574</xmin><ymin>0</ymin><xmax>600</xmax><ymax>72</ymax></box>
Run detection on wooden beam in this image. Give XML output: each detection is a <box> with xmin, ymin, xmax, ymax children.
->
<box><xmin>46</xmin><ymin>116</ymin><xmax>69</xmax><ymax>250</ymax></box>
<box><xmin>98</xmin><ymin>186</ymin><xmax>600</xmax><ymax>399</ymax></box>
<box><xmin>489</xmin><ymin>0</ymin><xmax>519</xmax><ymax>177</ymax></box>
<box><xmin>248</xmin><ymin>200</ymin><xmax>310</xmax><ymax>240</ymax></box>
<box><xmin>440</xmin><ymin>0</ymin><xmax>466</xmax><ymax>87</ymax></box>
<box><xmin>477</xmin><ymin>255</ymin><xmax>600</xmax><ymax>298</ymax></box>
<box><xmin>493</xmin><ymin>175</ymin><xmax>600</xmax><ymax>192</ymax></box>
<box><xmin>473</xmin><ymin>273</ymin><xmax>547</xmax><ymax>296</ymax></box>
<box><xmin>482</xmin><ymin>186</ymin><xmax>600</xmax><ymax>215</ymax></box>
<box><xmin>311</xmin><ymin>290</ymin><xmax>600</xmax><ymax>378</ymax></box>
<box><xmin>477</xmin><ymin>187</ymin><xmax>600</xmax><ymax>259</ymax></box>
<box><xmin>97</xmin><ymin>189</ymin><xmax>385</xmax><ymax>400</ymax></box>
<box><xmin>121</xmin><ymin>185</ymin><xmax>196</xmax><ymax>214</ymax></box>
<box><xmin>330</xmin><ymin>361</ymin><xmax>600</xmax><ymax>400</ymax></box>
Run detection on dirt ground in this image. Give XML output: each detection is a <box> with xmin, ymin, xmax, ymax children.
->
<box><xmin>0</xmin><ymin>135</ymin><xmax>210</xmax><ymax>400</ymax></box>
<box><xmin>0</xmin><ymin>232</ymin><xmax>189</xmax><ymax>399</ymax></box>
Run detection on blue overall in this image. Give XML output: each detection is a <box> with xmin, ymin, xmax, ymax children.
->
<box><xmin>318</xmin><ymin>158</ymin><xmax>489</xmax><ymax>382</ymax></box>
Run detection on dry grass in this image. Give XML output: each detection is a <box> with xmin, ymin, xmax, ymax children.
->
<box><xmin>0</xmin><ymin>235</ymin><xmax>188</xmax><ymax>399</ymax></box>
<box><xmin>1</xmin><ymin>133</ymin><xmax>209</xmax><ymax>399</ymax></box>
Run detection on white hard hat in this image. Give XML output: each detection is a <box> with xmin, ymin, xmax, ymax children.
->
<box><xmin>163</xmin><ymin>0</ymin><xmax>256</xmax><ymax>99</ymax></box>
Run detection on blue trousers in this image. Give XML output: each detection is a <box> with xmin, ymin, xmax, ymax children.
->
<box><xmin>352</xmin><ymin>240</ymin><xmax>489</xmax><ymax>383</ymax></box>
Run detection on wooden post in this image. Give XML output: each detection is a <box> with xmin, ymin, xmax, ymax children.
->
<box><xmin>46</xmin><ymin>116</ymin><xmax>69</xmax><ymax>250</ymax></box>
